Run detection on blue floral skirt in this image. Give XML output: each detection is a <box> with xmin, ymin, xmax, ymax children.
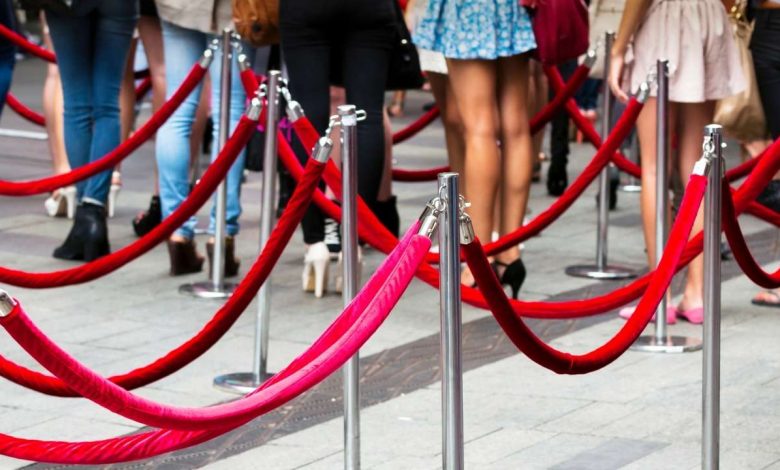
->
<box><xmin>414</xmin><ymin>0</ymin><xmax>537</xmax><ymax>60</ymax></box>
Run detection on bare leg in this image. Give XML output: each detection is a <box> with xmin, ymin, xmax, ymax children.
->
<box><xmin>428</xmin><ymin>72</ymin><xmax>465</xmax><ymax>177</ymax></box>
<box><xmin>447</xmin><ymin>58</ymin><xmax>500</xmax><ymax>283</ymax></box>
<box><xmin>527</xmin><ymin>61</ymin><xmax>547</xmax><ymax>164</ymax></box>
<box><xmin>496</xmin><ymin>55</ymin><xmax>533</xmax><ymax>265</ymax></box>
<box><xmin>636</xmin><ymin>98</ymin><xmax>659</xmax><ymax>268</ymax></box>
<box><xmin>676</xmin><ymin>101</ymin><xmax>715</xmax><ymax>311</ymax></box>
<box><xmin>120</xmin><ymin>38</ymin><xmax>138</xmax><ymax>142</ymax></box>
<box><xmin>41</xmin><ymin>15</ymin><xmax>68</xmax><ymax>176</ymax></box>
<box><xmin>387</xmin><ymin>90</ymin><xmax>405</xmax><ymax>117</ymax></box>
<box><xmin>378</xmin><ymin>108</ymin><xmax>393</xmax><ymax>202</ymax></box>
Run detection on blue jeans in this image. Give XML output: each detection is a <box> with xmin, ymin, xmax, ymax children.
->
<box><xmin>46</xmin><ymin>0</ymin><xmax>137</xmax><ymax>205</ymax></box>
<box><xmin>0</xmin><ymin>0</ymin><xmax>15</xmax><ymax>115</ymax></box>
<box><xmin>156</xmin><ymin>21</ymin><xmax>248</xmax><ymax>240</ymax></box>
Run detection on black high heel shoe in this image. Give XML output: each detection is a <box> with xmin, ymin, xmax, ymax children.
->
<box><xmin>492</xmin><ymin>259</ymin><xmax>527</xmax><ymax>300</ymax></box>
<box><xmin>547</xmin><ymin>161</ymin><xmax>568</xmax><ymax>197</ymax></box>
<box><xmin>132</xmin><ymin>195</ymin><xmax>162</xmax><ymax>237</ymax></box>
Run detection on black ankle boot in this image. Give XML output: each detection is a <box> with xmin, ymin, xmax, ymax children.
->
<box><xmin>371</xmin><ymin>196</ymin><xmax>400</xmax><ymax>238</ymax></box>
<box><xmin>81</xmin><ymin>202</ymin><xmax>111</xmax><ymax>261</ymax></box>
<box><xmin>53</xmin><ymin>205</ymin><xmax>90</xmax><ymax>261</ymax></box>
<box><xmin>132</xmin><ymin>195</ymin><xmax>162</xmax><ymax>237</ymax></box>
<box><xmin>52</xmin><ymin>202</ymin><xmax>110</xmax><ymax>261</ymax></box>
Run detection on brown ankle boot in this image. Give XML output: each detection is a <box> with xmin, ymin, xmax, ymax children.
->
<box><xmin>206</xmin><ymin>236</ymin><xmax>240</xmax><ymax>278</ymax></box>
<box><xmin>167</xmin><ymin>239</ymin><xmax>204</xmax><ymax>276</ymax></box>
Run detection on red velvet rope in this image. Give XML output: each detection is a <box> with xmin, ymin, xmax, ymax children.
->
<box><xmin>0</xmin><ymin>24</ymin><xmax>56</xmax><ymax>62</ymax></box>
<box><xmin>391</xmin><ymin>106</ymin><xmax>441</xmax><ymax>146</ymax></box>
<box><xmin>7</xmin><ymin>78</ymin><xmax>155</xmax><ymax>128</ymax></box>
<box><xmin>6</xmin><ymin>93</ymin><xmax>45</xmax><ymax>126</ymax></box>
<box><xmin>0</xmin><ymin>157</ymin><xmax>325</xmax><ymax>397</ymax></box>
<box><xmin>0</xmin><ymin>61</ymin><xmax>208</xmax><ymax>196</ymax></box>
<box><xmin>463</xmin><ymin>176</ymin><xmax>706</xmax><ymax>374</ymax></box>
<box><xmin>0</xmin><ymin>115</ymin><xmax>255</xmax><ymax>288</ymax></box>
<box><xmin>390</xmin><ymin>63</ymin><xmax>592</xmax><ymax>182</ymax></box>
<box><xmin>0</xmin><ymin>232</ymin><xmax>430</xmax><ymax>463</ymax></box>
<box><xmin>722</xmin><ymin>184</ymin><xmax>780</xmax><ymax>288</ymax></box>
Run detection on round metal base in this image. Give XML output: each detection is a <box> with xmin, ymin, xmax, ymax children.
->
<box><xmin>565</xmin><ymin>264</ymin><xmax>639</xmax><ymax>280</ymax></box>
<box><xmin>179</xmin><ymin>281</ymin><xmax>237</xmax><ymax>299</ymax></box>
<box><xmin>632</xmin><ymin>335</ymin><xmax>703</xmax><ymax>353</ymax></box>
<box><xmin>213</xmin><ymin>372</ymin><xmax>274</xmax><ymax>394</ymax></box>
<box><xmin>621</xmin><ymin>184</ymin><xmax>642</xmax><ymax>193</ymax></box>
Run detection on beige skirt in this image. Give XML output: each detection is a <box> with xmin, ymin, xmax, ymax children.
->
<box><xmin>622</xmin><ymin>0</ymin><xmax>745</xmax><ymax>103</ymax></box>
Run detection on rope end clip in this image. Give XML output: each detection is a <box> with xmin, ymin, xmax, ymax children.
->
<box><xmin>418</xmin><ymin>198</ymin><xmax>443</xmax><ymax>239</ymax></box>
<box><xmin>237</xmin><ymin>53</ymin><xmax>251</xmax><ymax>72</ymax></box>
<box><xmin>583</xmin><ymin>48</ymin><xmax>598</xmax><ymax>68</ymax></box>
<box><xmin>0</xmin><ymin>290</ymin><xmax>16</xmax><ymax>317</ymax></box>
<box><xmin>199</xmin><ymin>47</ymin><xmax>216</xmax><ymax>68</ymax></box>
<box><xmin>312</xmin><ymin>137</ymin><xmax>334</xmax><ymax>163</ymax></box>
<box><xmin>246</xmin><ymin>96</ymin><xmax>264</xmax><ymax>120</ymax></box>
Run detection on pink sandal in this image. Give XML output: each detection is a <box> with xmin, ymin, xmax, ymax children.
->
<box><xmin>618</xmin><ymin>305</ymin><xmax>677</xmax><ymax>324</ymax></box>
<box><xmin>676</xmin><ymin>306</ymin><xmax>704</xmax><ymax>324</ymax></box>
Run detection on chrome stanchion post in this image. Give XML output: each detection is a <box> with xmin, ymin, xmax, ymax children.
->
<box><xmin>181</xmin><ymin>29</ymin><xmax>237</xmax><ymax>299</ymax></box>
<box><xmin>213</xmin><ymin>71</ymin><xmax>282</xmax><ymax>394</ymax></box>
<box><xmin>633</xmin><ymin>60</ymin><xmax>702</xmax><ymax>353</ymax></box>
<box><xmin>566</xmin><ymin>32</ymin><xmax>637</xmax><ymax>280</ymax></box>
<box><xmin>340</xmin><ymin>104</ymin><xmax>361</xmax><ymax>470</ymax></box>
<box><xmin>438</xmin><ymin>173</ymin><xmax>465</xmax><ymax>470</ymax></box>
<box><xmin>702</xmin><ymin>125</ymin><xmax>723</xmax><ymax>470</ymax></box>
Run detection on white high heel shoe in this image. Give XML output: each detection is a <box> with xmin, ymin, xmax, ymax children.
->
<box><xmin>44</xmin><ymin>186</ymin><xmax>77</xmax><ymax>218</ymax></box>
<box><xmin>302</xmin><ymin>242</ymin><xmax>331</xmax><ymax>298</ymax></box>
<box><xmin>108</xmin><ymin>171</ymin><xmax>121</xmax><ymax>218</ymax></box>
<box><xmin>335</xmin><ymin>246</ymin><xmax>363</xmax><ymax>295</ymax></box>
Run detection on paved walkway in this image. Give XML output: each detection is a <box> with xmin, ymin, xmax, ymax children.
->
<box><xmin>0</xmin><ymin>57</ymin><xmax>778</xmax><ymax>469</ymax></box>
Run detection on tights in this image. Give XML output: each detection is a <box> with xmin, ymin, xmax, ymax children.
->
<box><xmin>280</xmin><ymin>0</ymin><xmax>395</xmax><ymax>244</ymax></box>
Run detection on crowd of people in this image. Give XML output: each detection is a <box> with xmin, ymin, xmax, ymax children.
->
<box><xmin>1</xmin><ymin>0</ymin><xmax>779</xmax><ymax>318</ymax></box>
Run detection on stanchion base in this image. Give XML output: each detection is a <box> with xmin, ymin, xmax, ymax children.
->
<box><xmin>213</xmin><ymin>372</ymin><xmax>274</xmax><ymax>394</ymax></box>
<box><xmin>632</xmin><ymin>335</ymin><xmax>702</xmax><ymax>353</ymax></box>
<box><xmin>564</xmin><ymin>264</ymin><xmax>639</xmax><ymax>280</ymax></box>
<box><xmin>179</xmin><ymin>281</ymin><xmax>237</xmax><ymax>299</ymax></box>
<box><xmin>620</xmin><ymin>184</ymin><xmax>641</xmax><ymax>193</ymax></box>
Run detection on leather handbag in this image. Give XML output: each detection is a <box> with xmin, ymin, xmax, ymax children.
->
<box><xmin>586</xmin><ymin>0</ymin><xmax>623</xmax><ymax>78</ymax></box>
<box><xmin>523</xmin><ymin>0</ymin><xmax>590</xmax><ymax>65</ymax></box>
<box><xmin>385</xmin><ymin>0</ymin><xmax>425</xmax><ymax>90</ymax></box>
<box><xmin>714</xmin><ymin>0</ymin><xmax>767</xmax><ymax>141</ymax></box>
<box><xmin>331</xmin><ymin>0</ymin><xmax>424</xmax><ymax>90</ymax></box>
<box><xmin>232</xmin><ymin>0</ymin><xmax>280</xmax><ymax>47</ymax></box>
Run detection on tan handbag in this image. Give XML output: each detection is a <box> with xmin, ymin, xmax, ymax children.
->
<box><xmin>586</xmin><ymin>0</ymin><xmax>624</xmax><ymax>78</ymax></box>
<box><xmin>232</xmin><ymin>0</ymin><xmax>280</xmax><ymax>47</ymax></box>
<box><xmin>714</xmin><ymin>1</ymin><xmax>767</xmax><ymax>141</ymax></box>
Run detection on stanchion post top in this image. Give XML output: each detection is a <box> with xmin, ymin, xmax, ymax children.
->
<box><xmin>337</xmin><ymin>105</ymin><xmax>358</xmax><ymax>127</ymax></box>
<box><xmin>0</xmin><ymin>290</ymin><xmax>16</xmax><ymax>317</ymax></box>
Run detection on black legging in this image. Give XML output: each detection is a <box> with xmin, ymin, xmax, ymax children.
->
<box><xmin>752</xmin><ymin>9</ymin><xmax>780</xmax><ymax>140</ymax></box>
<box><xmin>281</xmin><ymin>0</ymin><xmax>395</xmax><ymax>244</ymax></box>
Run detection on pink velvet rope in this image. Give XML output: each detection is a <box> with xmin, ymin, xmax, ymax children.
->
<box><xmin>0</xmin><ymin>158</ymin><xmax>327</xmax><ymax>397</ymax></box>
<box><xmin>0</xmin><ymin>232</ymin><xmax>430</xmax><ymax>463</ymax></box>
<box><xmin>0</xmin><ymin>61</ymin><xmax>208</xmax><ymax>196</ymax></box>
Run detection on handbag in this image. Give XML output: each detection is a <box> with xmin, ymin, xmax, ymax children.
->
<box><xmin>330</xmin><ymin>0</ymin><xmax>424</xmax><ymax>90</ymax></box>
<box><xmin>714</xmin><ymin>0</ymin><xmax>767</xmax><ymax>141</ymax></box>
<box><xmin>386</xmin><ymin>0</ymin><xmax>425</xmax><ymax>90</ymax></box>
<box><xmin>524</xmin><ymin>0</ymin><xmax>590</xmax><ymax>65</ymax></box>
<box><xmin>18</xmin><ymin>0</ymin><xmax>73</xmax><ymax>15</ymax></box>
<box><xmin>585</xmin><ymin>0</ymin><xmax>623</xmax><ymax>78</ymax></box>
<box><xmin>232</xmin><ymin>0</ymin><xmax>280</xmax><ymax>47</ymax></box>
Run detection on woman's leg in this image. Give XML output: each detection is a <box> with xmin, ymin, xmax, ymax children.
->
<box><xmin>428</xmin><ymin>72</ymin><xmax>465</xmax><ymax>177</ymax></box>
<box><xmin>447</xmin><ymin>58</ymin><xmax>500</xmax><ymax>269</ymax></box>
<box><xmin>635</xmin><ymin>98</ymin><xmax>659</xmax><ymax>268</ymax></box>
<box><xmin>676</xmin><ymin>101</ymin><xmax>715</xmax><ymax>312</ymax></box>
<box><xmin>495</xmin><ymin>54</ymin><xmax>533</xmax><ymax>264</ymax></box>
<box><xmin>119</xmin><ymin>37</ymin><xmax>138</xmax><ymax>142</ymax></box>
<box><xmin>40</xmin><ymin>14</ymin><xmax>69</xmax><ymax>175</ymax></box>
<box><xmin>84</xmin><ymin>0</ymin><xmax>137</xmax><ymax>205</ymax></box>
<box><xmin>138</xmin><ymin>15</ymin><xmax>166</xmax><ymax>114</ymax></box>
<box><xmin>45</xmin><ymin>11</ymin><xmax>96</xmax><ymax>201</ymax></box>
<box><xmin>156</xmin><ymin>21</ymin><xmax>207</xmax><ymax>241</ymax></box>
